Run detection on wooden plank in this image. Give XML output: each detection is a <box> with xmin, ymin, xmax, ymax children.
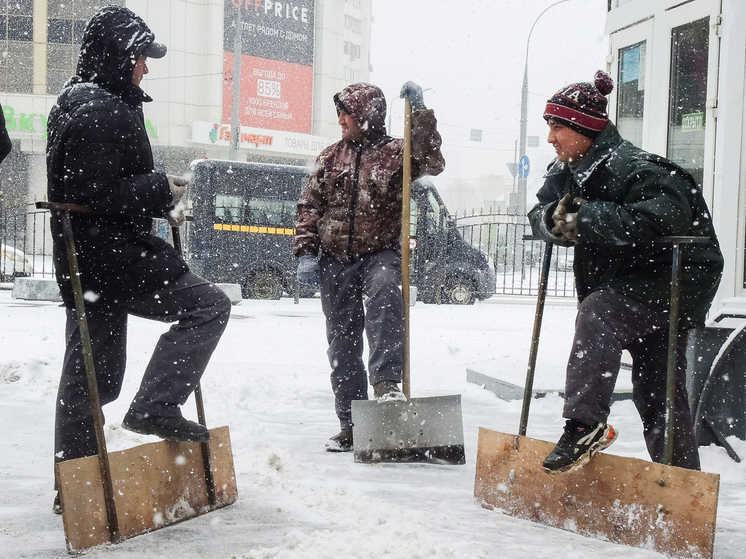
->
<box><xmin>56</xmin><ymin>426</ymin><xmax>237</xmax><ymax>553</ymax></box>
<box><xmin>474</xmin><ymin>427</ymin><xmax>719</xmax><ymax>559</ymax></box>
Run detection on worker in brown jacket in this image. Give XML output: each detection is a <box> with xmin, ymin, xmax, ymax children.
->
<box><xmin>294</xmin><ymin>82</ymin><xmax>445</xmax><ymax>451</ymax></box>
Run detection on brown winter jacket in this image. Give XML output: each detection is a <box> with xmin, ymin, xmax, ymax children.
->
<box><xmin>293</xmin><ymin>83</ymin><xmax>445</xmax><ymax>262</ymax></box>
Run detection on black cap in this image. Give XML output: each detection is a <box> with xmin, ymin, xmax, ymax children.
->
<box><xmin>143</xmin><ymin>40</ymin><xmax>167</xmax><ymax>59</ymax></box>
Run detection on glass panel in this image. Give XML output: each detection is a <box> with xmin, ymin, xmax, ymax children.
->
<box><xmin>247</xmin><ymin>198</ymin><xmax>296</xmax><ymax>228</ymax></box>
<box><xmin>215</xmin><ymin>194</ymin><xmax>245</xmax><ymax>223</ymax></box>
<box><xmin>8</xmin><ymin>0</ymin><xmax>34</xmax><ymax>15</ymax></box>
<box><xmin>409</xmin><ymin>198</ymin><xmax>418</xmax><ymax>237</ymax></box>
<box><xmin>48</xmin><ymin>19</ymin><xmax>73</xmax><ymax>44</ymax></box>
<box><xmin>0</xmin><ymin>16</ymin><xmax>7</xmax><ymax>40</ymax></box>
<box><xmin>47</xmin><ymin>69</ymin><xmax>70</xmax><ymax>94</ymax></box>
<box><xmin>7</xmin><ymin>15</ymin><xmax>32</xmax><ymax>41</ymax></box>
<box><xmin>617</xmin><ymin>40</ymin><xmax>645</xmax><ymax>146</ymax></box>
<box><xmin>667</xmin><ymin>17</ymin><xmax>709</xmax><ymax>187</ymax></box>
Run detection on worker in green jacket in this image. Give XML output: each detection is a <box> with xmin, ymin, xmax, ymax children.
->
<box><xmin>528</xmin><ymin>71</ymin><xmax>723</xmax><ymax>475</ymax></box>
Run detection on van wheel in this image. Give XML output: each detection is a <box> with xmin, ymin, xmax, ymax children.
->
<box><xmin>244</xmin><ymin>269</ymin><xmax>283</xmax><ymax>300</ymax></box>
<box><xmin>442</xmin><ymin>274</ymin><xmax>476</xmax><ymax>305</ymax></box>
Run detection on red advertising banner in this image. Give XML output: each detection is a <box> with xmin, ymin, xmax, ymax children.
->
<box><xmin>223</xmin><ymin>0</ymin><xmax>315</xmax><ymax>134</ymax></box>
<box><xmin>223</xmin><ymin>54</ymin><xmax>313</xmax><ymax>133</ymax></box>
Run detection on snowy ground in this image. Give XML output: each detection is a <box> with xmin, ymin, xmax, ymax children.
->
<box><xmin>1</xmin><ymin>290</ymin><xmax>744</xmax><ymax>559</ymax></box>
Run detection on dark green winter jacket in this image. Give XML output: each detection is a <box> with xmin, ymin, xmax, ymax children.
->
<box><xmin>528</xmin><ymin>123</ymin><xmax>723</xmax><ymax>328</ymax></box>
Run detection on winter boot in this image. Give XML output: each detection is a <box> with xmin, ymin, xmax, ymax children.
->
<box><xmin>542</xmin><ymin>418</ymin><xmax>617</xmax><ymax>475</ymax></box>
<box><xmin>373</xmin><ymin>380</ymin><xmax>406</xmax><ymax>403</ymax></box>
<box><xmin>325</xmin><ymin>428</ymin><xmax>353</xmax><ymax>452</ymax></box>
<box><xmin>122</xmin><ymin>409</ymin><xmax>210</xmax><ymax>443</ymax></box>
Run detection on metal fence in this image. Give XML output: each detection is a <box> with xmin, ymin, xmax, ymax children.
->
<box><xmin>454</xmin><ymin>211</ymin><xmax>575</xmax><ymax>298</ymax></box>
<box><xmin>2</xmin><ymin>205</ymin><xmax>576</xmax><ymax>299</ymax></box>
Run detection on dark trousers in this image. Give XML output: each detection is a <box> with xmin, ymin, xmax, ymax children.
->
<box><xmin>54</xmin><ymin>271</ymin><xmax>231</xmax><ymax>463</ymax></box>
<box><xmin>564</xmin><ymin>290</ymin><xmax>700</xmax><ymax>470</ymax></box>
<box><xmin>319</xmin><ymin>250</ymin><xmax>404</xmax><ymax>429</ymax></box>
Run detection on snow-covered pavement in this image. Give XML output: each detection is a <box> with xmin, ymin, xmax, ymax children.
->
<box><xmin>1</xmin><ymin>290</ymin><xmax>744</xmax><ymax>558</ymax></box>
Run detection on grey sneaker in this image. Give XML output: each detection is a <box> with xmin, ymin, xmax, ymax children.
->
<box><xmin>373</xmin><ymin>380</ymin><xmax>406</xmax><ymax>402</ymax></box>
<box><xmin>325</xmin><ymin>429</ymin><xmax>353</xmax><ymax>452</ymax></box>
<box><xmin>122</xmin><ymin>409</ymin><xmax>210</xmax><ymax>443</ymax></box>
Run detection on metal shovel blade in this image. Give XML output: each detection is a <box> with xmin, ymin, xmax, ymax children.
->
<box><xmin>351</xmin><ymin>395</ymin><xmax>465</xmax><ymax>464</ymax></box>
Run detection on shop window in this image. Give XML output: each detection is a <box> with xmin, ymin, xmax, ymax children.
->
<box><xmin>616</xmin><ymin>41</ymin><xmax>645</xmax><ymax>147</ymax></box>
<box><xmin>0</xmin><ymin>0</ymin><xmax>34</xmax><ymax>93</ymax></box>
<box><xmin>46</xmin><ymin>0</ymin><xmax>125</xmax><ymax>95</ymax></box>
<box><xmin>667</xmin><ymin>17</ymin><xmax>709</xmax><ymax>188</ymax></box>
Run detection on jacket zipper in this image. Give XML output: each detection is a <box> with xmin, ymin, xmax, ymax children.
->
<box><xmin>346</xmin><ymin>145</ymin><xmax>364</xmax><ymax>260</ymax></box>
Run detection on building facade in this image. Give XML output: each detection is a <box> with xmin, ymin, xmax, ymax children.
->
<box><xmin>605</xmin><ymin>0</ymin><xmax>746</xmax><ymax>315</ymax></box>
<box><xmin>0</xmin><ymin>0</ymin><xmax>373</xmax><ymax>216</ymax></box>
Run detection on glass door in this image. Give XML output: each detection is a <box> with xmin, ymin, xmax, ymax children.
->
<box><xmin>667</xmin><ymin>17</ymin><xmax>710</xmax><ymax>188</ymax></box>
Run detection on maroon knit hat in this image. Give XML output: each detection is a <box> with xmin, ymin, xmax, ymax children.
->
<box><xmin>543</xmin><ymin>70</ymin><xmax>614</xmax><ymax>138</ymax></box>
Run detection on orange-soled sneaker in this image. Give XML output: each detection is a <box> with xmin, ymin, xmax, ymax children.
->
<box><xmin>542</xmin><ymin>419</ymin><xmax>617</xmax><ymax>475</ymax></box>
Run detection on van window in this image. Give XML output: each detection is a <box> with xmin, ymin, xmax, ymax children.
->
<box><xmin>215</xmin><ymin>194</ymin><xmax>244</xmax><ymax>223</ymax></box>
<box><xmin>246</xmin><ymin>197</ymin><xmax>296</xmax><ymax>228</ymax></box>
<box><xmin>425</xmin><ymin>190</ymin><xmax>443</xmax><ymax>235</ymax></box>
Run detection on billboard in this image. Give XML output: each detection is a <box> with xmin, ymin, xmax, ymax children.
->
<box><xmin>223</xmin><ymin>0</ymin><xmax>315</xmax><ymax>134</ymax></box>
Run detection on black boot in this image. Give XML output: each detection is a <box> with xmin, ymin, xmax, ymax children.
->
<box><xmin>325</xmin><ymin>428</ymin><xmax>353</xmax><ymax>452</ymax></box>
<box><xmin>122</xmin><ymin>409</ymin><xmax>210</xmax><ymax>443</ymax></box>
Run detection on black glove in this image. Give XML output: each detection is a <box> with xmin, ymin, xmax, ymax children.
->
<box><xmin>297</xmin><ymin>255</ymin><xmax>320</xmax><ymax>286</ymax></box>
<box><xmin>400</xmin><ymin>81</ymin><xmax>425</xmax><ymax>109</ymax></box>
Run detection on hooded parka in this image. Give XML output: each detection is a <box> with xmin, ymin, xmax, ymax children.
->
<box><xmin>528</xmin><ymin>122</ymin><xmax>723</xmax><ymax>328</ymax></box>
<box><xmin>293</xmin><ymin>83</ymin><xmax>445</xmax><ymax>262</ymax></box>
<box><xmin>46</xmin><ymin>6</ymin><xmax>187</xmax><ymax>307</ymax></box>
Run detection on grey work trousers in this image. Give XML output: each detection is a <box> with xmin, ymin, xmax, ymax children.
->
<box><xmin>319</xmin><ymin>250</ymin><xmax>404</xmax><ymax>429</ymax></box>
<box><xmin>564</xmin><ymin>290</ymin><xmax>700</xmax><ymax>470</ymax></box>
<box><xmin>54</xmin><ymin>271</ymin><xmax>231</xmax><ymax>463</ymax></box>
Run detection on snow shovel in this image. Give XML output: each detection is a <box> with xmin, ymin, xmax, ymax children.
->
<box><xmin>37</xmin><ymin>202</ymin><xmax>238</xmax><ymax>554</ymax></box>
<box><xmin>351</xmin><ymin>98</ymin><xmax>466</xmax><ymax>465</ymax></box>
<box><xmin>474</xmin><ymin>236</ymin><xmax>719</xmax><ymax>559</ymax></box>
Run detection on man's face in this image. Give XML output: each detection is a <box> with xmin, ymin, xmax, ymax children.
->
<box><xmin>132</xmin><ymin>55</ymin><xmax>148</xmax><ymax>86</ymax></box>
<box><xmin>338</xmin><ymin>110</ymin><xmax>364</xmax><ymax>142</ymax></box>
<box><xmin>547</xmin><ymin>119</ymin><xmax>592</xmax><ymax>164</ymax></box>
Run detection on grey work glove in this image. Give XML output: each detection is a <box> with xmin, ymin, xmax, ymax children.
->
<box><xmin>400</xmin><ymin>81</ymin><xmax>425</xmax><ymax>109</ymax></box>
<box><xmin>167</xmin><ymin>174</ymin><xmax>189</xmax><ymax>205</ymax></box>
<box><xmin>297</xmin><ymin>255</ymin><xmax>320</xmax><ymax>287</ymax></box>
<box><xmin>551</xmin><ymin>193</ymin><xmax>586</xmax><ymax>243</ymax></box>
<box><xmin>166</xmin><ymin>201</ymin><xmax>185</xmax><ymax>227</ymax></box>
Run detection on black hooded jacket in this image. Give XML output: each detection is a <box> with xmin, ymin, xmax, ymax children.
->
<box><xmin>46</xmin><ymin>7</ymin><xmax>187</xmax><ymax>306</ymax></box>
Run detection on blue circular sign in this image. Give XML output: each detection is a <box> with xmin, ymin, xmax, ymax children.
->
<box><xmin>519</xmin><ymin>155</ymin><xmax>530</xmax><ymax>179</ymax></box>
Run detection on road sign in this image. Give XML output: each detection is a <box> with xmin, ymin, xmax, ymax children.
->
<box><xmin>506</xmin><ymin>162</ymin><xmax>518</xmax><ymax>179</ymax></box>
<box><xmin>519</xmin><ymin>155</ymin><xmax>530</xmax><ymax>179</ymax></box>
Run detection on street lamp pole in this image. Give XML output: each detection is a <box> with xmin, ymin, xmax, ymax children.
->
<box><xmin>516</xmin><ymin>0</ymin><xmax>571</xmax><ymax>216</ymax></box>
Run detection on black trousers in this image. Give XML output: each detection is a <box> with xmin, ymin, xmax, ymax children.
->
<box><xmin>564</xmin><ymin>290</ymin><xmax>700</xmax><ymax>470</ymax></box>
<box><xmin>319</xmin><ymin>250</ymin><xmax>404</xmax><ymax>429</ymax></box>
<box><xmin>54</xmin><ymin>271</ymin><xmax>231</xmax><ymax>463</ymax></box>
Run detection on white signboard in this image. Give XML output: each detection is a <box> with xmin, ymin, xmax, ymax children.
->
<box><xmin>192</xmin><ymin>121</ymin><xmax>333</xmax><ymax>157</ymax></box>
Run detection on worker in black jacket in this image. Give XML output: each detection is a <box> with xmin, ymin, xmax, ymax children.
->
<box><xmin>528</xmin><ymin>71</ymin><xmax>723</xmax><ymax>475</ymax></box>
<box><xmin>46</xmin><ymin>7</ymin><xmax>231</xmax><ymax>509</ymax></box>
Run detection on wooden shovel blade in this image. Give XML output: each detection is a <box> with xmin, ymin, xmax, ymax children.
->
<box><xmin>351</xmin><ymin>395</ymin><xmax>466</xmax><ymax>464</ymax></box>
<box><xmin>474</xmin><ymin>427</ymin><xmax>719</xmax><ymax>559</ymax></box>
<box><xmin>56</xmin><ymin>425</ymin><xmax>237</xmax><ymax>553</ymax></box>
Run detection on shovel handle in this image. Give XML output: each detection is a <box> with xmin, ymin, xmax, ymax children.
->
<box><xmin>39</xmin><ymin>202</ymin><xmax>121</xmax><ymax>541</ymax></box>
<box><xmin>171</xmin><ymin>226</ymin><xmax>217</xmax><ymax>505</ymax></box>
<box><xmin>518</xmin><ymin>240</ymin><xmax>552</xmax><ymax>438</ymax></box>
<box><xmin>401</xmin><ymin>98</ymin><xmax>412</xmax><ymax>398</ymax></box>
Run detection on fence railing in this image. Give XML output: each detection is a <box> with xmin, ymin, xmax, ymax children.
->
<box><xmin>2</xmin><ymin>206</ymin><xmax>576</xmax><ymax>299</ymax></box>
<box><xmin>454</xmin><ymin>211</ymin><xmax>575</xmax><ymax>298</ymax></box>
